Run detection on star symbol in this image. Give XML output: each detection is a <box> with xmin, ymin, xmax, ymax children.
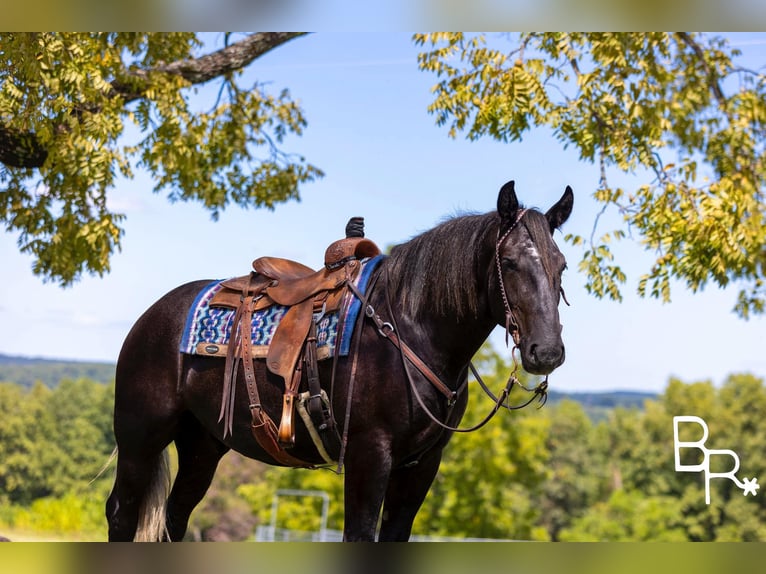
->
<box><xmin>741</xmin><ymin>477</ymin><xmax>760</xmax><ymax>497</ymax></box>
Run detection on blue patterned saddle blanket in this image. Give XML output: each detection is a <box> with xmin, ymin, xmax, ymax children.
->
<box><xmin>180</xmin><ymin>255</ymin><xmax>384</xmax><ymax>360</ymax></box>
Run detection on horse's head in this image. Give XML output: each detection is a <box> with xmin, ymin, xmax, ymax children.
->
<box><xmin>491</xmin><ymin>181</ymin><xmax>573</xmax><ymax>375</ymax></box>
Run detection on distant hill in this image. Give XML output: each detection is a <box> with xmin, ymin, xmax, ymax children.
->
<box><xmin>0</xmin><ymin>353</ymin><xmax>115</xmax><ymax>389</ymax></box>
<box><xmin>549</xmin><ymin>390</ymin><xmax>656</xmax><ymax>409</ymax></box>
<box><xmin>0</xmin><ymin>354</ymin><xmax>658</xmax><ymax>414</ymax></box>
<box><xmin>547</xmin><ymin>389</ymin><xmax>657</xmax><ymax>421</ymax></box>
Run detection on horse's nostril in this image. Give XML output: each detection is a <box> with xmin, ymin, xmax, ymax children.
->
<box><xmin>526</xmin><ymin>342</ymin><xmax>565</xmax><ymax>371</ymax></box>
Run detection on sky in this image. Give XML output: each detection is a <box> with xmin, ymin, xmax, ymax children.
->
<box><xmin>1</xmin><ymin>32</ymin><xmax>765</xmax><ymax>394</ymax></box>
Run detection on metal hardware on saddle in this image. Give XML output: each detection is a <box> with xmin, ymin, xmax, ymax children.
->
<box><xmin>302</xmin><ymin>321</ymin><xmax>342</xmax><ymax>461</ymax></box>
<box><xmin>216</xmin><ymin>216</ymin><xmax>381</xmax><ymax>469</ymax></box>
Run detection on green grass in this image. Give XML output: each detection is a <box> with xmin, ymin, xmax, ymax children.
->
<box><xmin>0</xmin><ymin>527</ymin><xmax>106</xmax><ymax>542</ymax></box>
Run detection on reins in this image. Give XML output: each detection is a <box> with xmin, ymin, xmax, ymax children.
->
<box><xmin>347</xmin><ymin>210</ymin><xmax>550</xmax><ymax>435</ymax></box>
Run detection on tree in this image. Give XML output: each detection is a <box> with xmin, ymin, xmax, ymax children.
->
<box><xmin>186</xmin><ymin>452</ymin><xmax>265</xmax><ymax>541</ymax></box>
<box><xmin>413</xmin><ymin>344</ymin><xmax>552</xmax><ymax>540</ymax></box>
<box><xmin>572</xmin><ymin>374</ymin><xmax>766</xmax><ymax>541</ymax></box>
<box><xmin>0</xmin><ymin>379</ymin><xmax>115</xmax><ymax>505</ymax></box>
<box><xmin>414</xmin><ymin>33</ymin><xmax>766</xmax><ymax>318</ymax></box>
<box><xmin>559</xmin><ymin>489</ymin><xmax>688</xmax><ymax>541</ymax></box>
<box><xmin>239</xmin><ymin>460</ymin><xmax>345</xmax><ymax>536</ymax></box>
<box><xmin>0</xmin><ymin>32</ymin><xmax>320</xmax><ymax>285</ymax></box>
<box><xmin>536</xmin><ymin>399</ymin><xmax>608</xmax><ymax>540</ymax></box>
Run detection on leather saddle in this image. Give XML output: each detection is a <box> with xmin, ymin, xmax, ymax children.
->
<box><xmin>213</xmin><ymin>221</ymin><xmax>381</xmax><ymax>467</ymax></box>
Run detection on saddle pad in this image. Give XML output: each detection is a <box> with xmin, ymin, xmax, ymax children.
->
<box><xmin>179</xmin><ymin>255</ymin><xmax>385</xmax><ymax>359</ymax></box>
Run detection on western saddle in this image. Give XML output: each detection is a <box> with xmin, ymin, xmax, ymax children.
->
<box><xmin>213</xmin><ymin>218</ymin><xmax>381</xmax><ymax>467</ymax></box>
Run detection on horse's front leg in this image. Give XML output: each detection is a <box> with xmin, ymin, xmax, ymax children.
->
<box><xmin>377</xmin><ymin>448</ymin><xmax>443</xmax><ymax>541</ymax></box>
<box><xmin>342</xmin><ymin>433</ymin><xmax>393</xmax><ymax>541</ymax></box>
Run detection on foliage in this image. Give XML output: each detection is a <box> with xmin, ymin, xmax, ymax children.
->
<box><xmin>0</xmin><ymin>377</ymin><xmax>114</xmax><ymax>540</ymax></box>
<box><xmin>536</xmin><ymin>399</ymin><xmax>609</xmax><ymax>540</ymax></box>
<box><xmin>184</xmin><ymin>452</ymin><xmax>265</xmax><ymax>541</ymax></box>
<box><xmin>0</xmin><ymin>32</ymin><xmax>320</xmax><ymax>285</ymax></box>
<box><xmin>570</xmin><ymin>373</ymin><xmax>766</xmax><ymax>541</ymax></box>
<box><xmin>414</xmin><ymin>33</ymin><xmax>766</xmax><ymax>318</ymax></box>
<box><xmin>1</xmin><ymin>493</ymin><xmax>106</xmax><ymax>539</ymax></box>
<box><xmin>238</xmin><ymin>464</ymin><xmax>345</xmax><ymax>534</ymax></box>
<box><xmin>2</xmin><ymin>353</ymin><xmax>766</xmax><ymax>541</ymax></box>
<box><xmin>559</xmin><ymin>490</ymin><xmax>688</xmax><ymax>541</ymax></box>
<box><xmin>0</xmin><ymin>379</ymin><xmax>114</xmax><ymax>505</ymax></box>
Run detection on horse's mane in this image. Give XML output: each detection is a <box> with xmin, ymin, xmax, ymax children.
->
<box><xmin>385</xmin><ymin>208</ymin><xmax>557</xmax><ymax>321</ymax></box>
<box><xmin>386</xmin><ymin>212</ymin><xmax>498</xmax><ymax>320</ymax></box>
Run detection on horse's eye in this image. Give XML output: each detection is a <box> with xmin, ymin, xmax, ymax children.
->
<box><xmin>502</xmin><ymin>257</ymin><xmax>518</xmax><ymax>272</ymax></box>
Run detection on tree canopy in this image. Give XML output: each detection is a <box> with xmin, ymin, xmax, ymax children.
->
<box><xmin>3</xmin><ymin>33</ymin><xmax>765</xmax><ymax>319</ymax></box>
<box><xmin>414</xmin><ymin>32</ymin><xmax>766</xmax><ymax>318</ymax></box>
<box><xmin>0</xmin><ymin>32</ymin><xmax>320</xmax><ymax>285</ymax></box>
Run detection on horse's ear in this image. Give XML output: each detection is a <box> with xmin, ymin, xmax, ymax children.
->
<box><xmin>497</xmin><ymin>180</ymin><xmax>519</xmax><ymax>222</ymax></box>
<box><xmin>545</xmin><ymin>185</ymin><xmax>573</xmax><ymax>233</ymax></box>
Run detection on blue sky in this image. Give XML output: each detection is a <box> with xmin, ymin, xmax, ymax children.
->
<box><xmin>1</xmin><ymin>32</ymin><xmax>765</xmax><ymax>393</ymax></box>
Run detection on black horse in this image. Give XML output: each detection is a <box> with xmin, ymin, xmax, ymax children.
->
<box><xmin>106</xmin><ymin>180</ymin><xmax>573</xmax><ymax>541</ymax></box>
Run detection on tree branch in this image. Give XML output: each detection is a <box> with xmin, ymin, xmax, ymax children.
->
<box><xmin>0</xmin><ymin>125</ymin><xmax>49</xmax><ymax>169</ymax></box>
<box><xmin>0</xmin><ymin>32</ymin><xmax>308</xmax><ymax>169</ymax></box>
<box><xmin>111</xmin><ymin>32</ymin><xmax>308</xmax><ymax>102</ymax></box>
<box><xmin>676</xmin><ymin>32</ymin><xmax>726</xmax><ymax>106</ymax></box>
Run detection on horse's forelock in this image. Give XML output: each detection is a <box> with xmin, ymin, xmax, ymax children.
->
<box><xmin>520</xmin><ymin>210</ymin><xmax>562</xmax><ymax>289</ymax></box>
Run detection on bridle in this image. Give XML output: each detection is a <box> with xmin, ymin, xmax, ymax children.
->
<box><xmin>495</xmin><ymin>208</ymin><xmax>528</xmax><ymax>348</ymax></box>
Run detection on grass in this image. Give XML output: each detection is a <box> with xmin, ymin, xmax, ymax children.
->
<box><xmin>0</xmin><ymin>527</ymin><xmax>106</xmax><ymax>542</ymax></box>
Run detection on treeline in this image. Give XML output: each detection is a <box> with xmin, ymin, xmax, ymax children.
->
<box><xmin>237</xmin><ymin>349</ymin><xmax>766</xmax><ymax>542</ymax></box>
<box><xmin>0</xmin><ymin>354</ymin><xmax>114</xmax><ymax>389</ymax></box>
<box><xmin>0</xmin><ymin>378</ymin><xmax>115</xmax><ymax>538</ymax></box>
<box><xmin>0</xmin><ymin>352</ymin><xmax>655</xmax><ymax>409</ymax></box>
<box><xmin>1</xmin><ymin>350</ymin><xmax>764</xmax><ymax>541</ymax></box>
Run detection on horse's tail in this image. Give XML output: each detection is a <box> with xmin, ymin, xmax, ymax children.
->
<box><xmin>91</xmin><ymin>447</ymin><xmax>119</xmax><ymax>485</ymax></box>
<box><xmin>133</xmin><ymin>448</ymin><xmax>172</xmax><ymax>542</ymax></box>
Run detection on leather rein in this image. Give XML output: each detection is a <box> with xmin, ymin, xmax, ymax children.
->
<box><xmin>349</xmin><ymin>210</ymin><xmax>550</xmax><ymax>435</ymax></box>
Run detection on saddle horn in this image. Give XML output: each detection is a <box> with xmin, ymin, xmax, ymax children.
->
<box><xmin>345</xmin><ymin>217</ymin><xmax>365</xmax><ymax>238</ymax></box>
<box><xmin>325</xmin><ymin>217</ymin><xmax>381</xmax><ymax>269</ymax></box>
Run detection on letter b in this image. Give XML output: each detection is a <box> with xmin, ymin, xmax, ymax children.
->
<box><xmin>674</xmin><ymin>415</ymin><xmax>709</xmax><ymax>473</ymax></box>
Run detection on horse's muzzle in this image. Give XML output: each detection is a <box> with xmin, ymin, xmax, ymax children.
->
<box><xmin>522</xmin><ymin>341</ymin><xmax>565</xmax><ymax>375</ymax></box>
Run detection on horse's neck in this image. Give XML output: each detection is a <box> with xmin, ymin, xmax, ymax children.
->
<box><xmin>424</xmin><ymin>310</ymin><xmax>496</xmax><ymax>372</ymax></box>
<box><xmin>379</xmin><ymin>228</ymin><xmax>499</xmax><ymax>387</ymax></box>
<box><xmin>378</xmin><ymin>286</ymin><xmax>496</xmax><ymax>388</ymax></box>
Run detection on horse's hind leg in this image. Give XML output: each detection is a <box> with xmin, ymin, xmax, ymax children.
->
<box><xmin>165</xmin><ymin>414</ymin><xmax>229</xmax><ymax>541</ymax></box>
<box><xmin>106</xmin><ymin>444</ymin><xmax>172</xmax><ymax>541</ymax></box>
<box><xmin>106</xmin><ymin>361</ymin><xmax>181</xmax><ymax>541</ymax></box>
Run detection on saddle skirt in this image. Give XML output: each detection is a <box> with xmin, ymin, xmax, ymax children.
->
<box><xmin>179</xmin><ymin>254</ymin><xmax>385</xmax><ymax>361</ymax></box>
